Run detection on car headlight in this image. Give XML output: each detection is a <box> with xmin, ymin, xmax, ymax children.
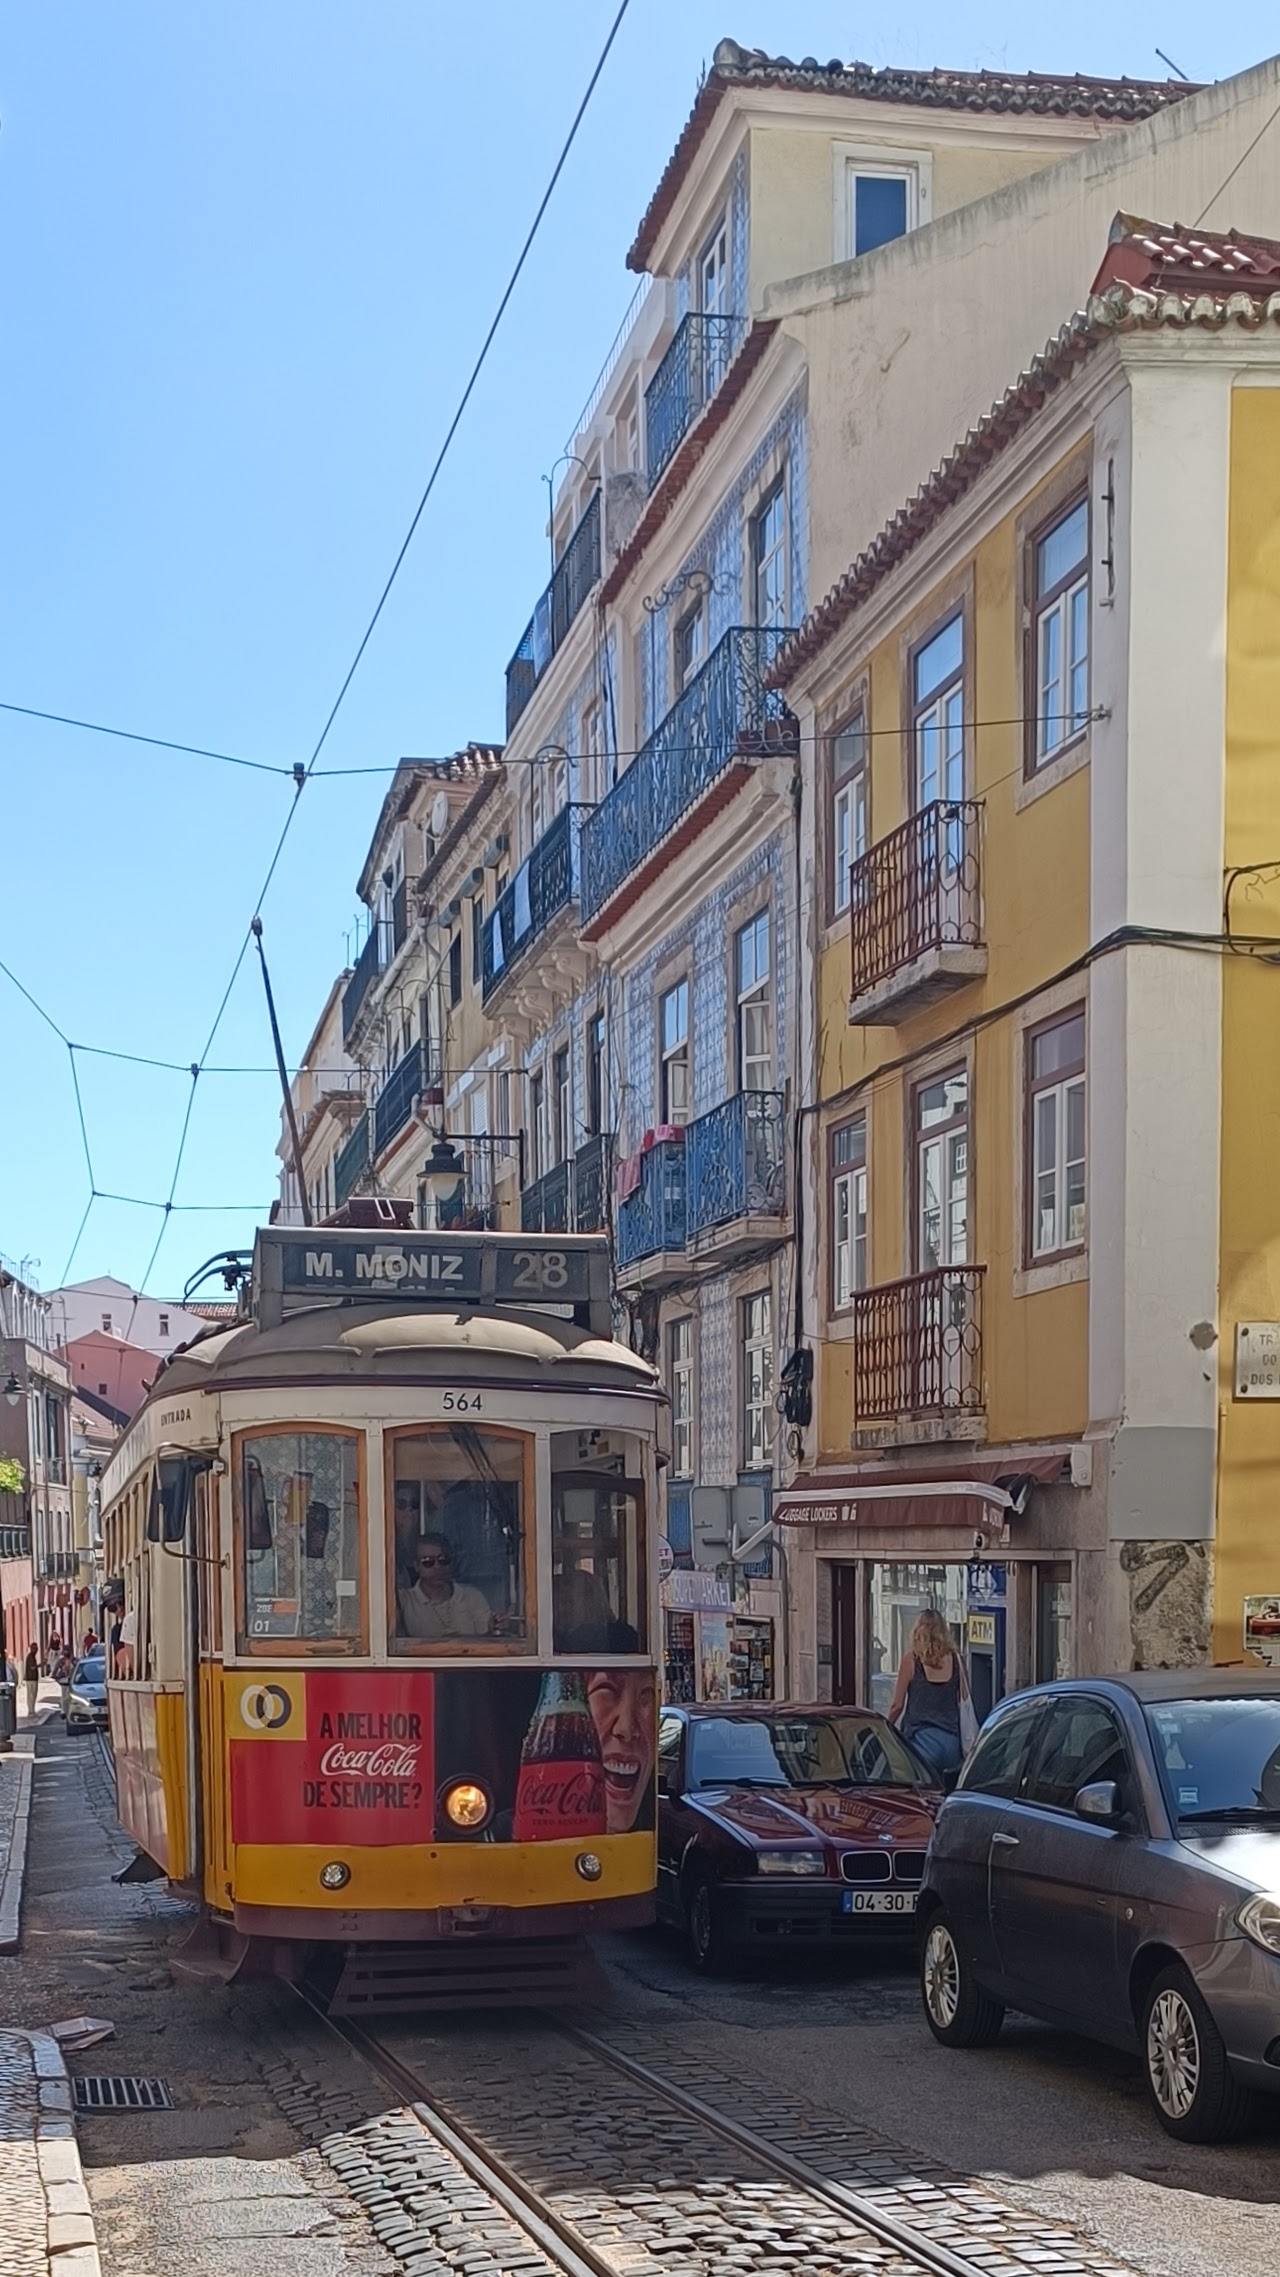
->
<box><xmin>1236</xmin><ymin>1893</ymin><xmax>1280</xmax><ymax>1955</ymax></box>
<box><xmin>754</xmin><ymin>1848</ymin><xmax>826</xmax><ymax>1877</ymax></box>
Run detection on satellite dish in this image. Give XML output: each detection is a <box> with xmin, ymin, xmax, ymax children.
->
<box><xmin>430</xmin><ymin>791</ymin><xmax>450</xmax><ymax>838</ymax></box>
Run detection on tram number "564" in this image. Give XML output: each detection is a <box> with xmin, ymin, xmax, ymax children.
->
<box><xmin>441</xmin><ymin>1391</ymin><xmax>482</xmax><ymax>1412</ymax></box>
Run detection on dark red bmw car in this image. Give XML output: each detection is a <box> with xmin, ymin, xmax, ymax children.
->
<box><xmin>655</xmin><ymin>1703</ymin><xmax>941</xmax><ymax>1971</ymax></box>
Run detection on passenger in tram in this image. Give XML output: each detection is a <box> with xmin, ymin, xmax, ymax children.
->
<box><xmin>553</xmin><ymin>1562</ymin><xmax>616</xmax><ymax>1652</ymax></box>
<box><xmin>396</xmin><ymin>1533</ymin><xmax>493</xmax><ymax>1640</ymax></box>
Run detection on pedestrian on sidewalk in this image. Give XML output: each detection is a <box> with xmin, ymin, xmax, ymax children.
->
<box><xmin>23</xmin><ymin>1644</ymin><xmax>39</xmax><ymax>1721</ymax></box>
<box><xmin>886</xmin><ymin>1609</ymin><xmax>978</xmax><ymax>1779</ymax></box>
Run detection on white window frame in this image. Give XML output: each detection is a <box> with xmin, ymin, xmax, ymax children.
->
<box><xmin>1033</xmin><ymin>498</ymin><xmax>1090</xmax><ymax>769</ymax></box>
<box><xmin>659</xmin><ymin>980</ymin><xmax>690</xmax><ymax>1126</ymax></box>
<box><xmin>831</xmin><ymin>1120</ymin><xmax>868</xmax><ymax>1312</ymax></box>
<box><xmin>668</xmin><ymin>1317</ymin><xmax>696</xmax><ymax>1480</ymax></box>
<box><xmin>833</xmin><ymin>142</ymin><xmax>932</xmax><ymax>264</ymax></box>
<box><xmin>751</xmin><ymin>480</ymin><xmax>788</xmax><ymax>631</ymax></box>
<box><xmin>735</xmin><ymin>911</ymin><xmax>773</xmax><ymax>1092</ymax></box>
<box><xmin>913</xmin><ymin>612</ymin><xmax>966</xmax><ymax>812</ymax></box>
<box><xmin>741</xmin><ymin>1291</ymin><xmax>774</xmax><ymax>1470</ymax></box>
<box><xmin>1027</xmin><ymin>1014</ymin><xmax>1087</xmax><ymax>1262</ymax></box>
<box><xmin>698</xmin><ymin>214</ymin><xmax>729</xmax><ymax>316</ymax></box>
<box><xmin>552</xmin><ymin>1046</ymin><xmax>572</xmax><ymax>1165</ymax></box>
<box><xmin>674</xmin><ymin>600</ymin><xmax>707</xmax><ymax>693</ymax></box>
<box><xmin>831</xmin><ymin>714</ymin><xmax>868</xmax><ymax>916</ymax></box>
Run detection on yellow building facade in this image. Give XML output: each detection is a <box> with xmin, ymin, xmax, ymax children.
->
<box><xmin>774</xmin><ymin>227</ymin><xmax>1280</xmax><ymax>1703</ymax></box>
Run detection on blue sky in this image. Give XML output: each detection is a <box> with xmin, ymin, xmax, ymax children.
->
<box><xmin>1</xmin><ymin>2</ymin><xmax>1273</xmax><ymax>1299</ymax></box>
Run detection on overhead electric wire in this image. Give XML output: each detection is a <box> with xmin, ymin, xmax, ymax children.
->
<box><xmin>0</xmin><ymin>698</ymin><xmax>292</xmax><ymax>775</ymax></box>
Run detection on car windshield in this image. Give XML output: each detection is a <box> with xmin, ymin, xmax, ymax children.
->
<box><xmin>72</xmin><ymin>1661</ymin><xmax>102</xmax><ymax>1686</ymax></box>
<box><xmin>1145</xmin><ymin>1696</ymin><xmax>1280</xmax><ymax>1822</ymax></box>
<box><xmin>689</xmin><ymin>1713</ymin><xmax>929</xmax><ymax>1791</ymax></box>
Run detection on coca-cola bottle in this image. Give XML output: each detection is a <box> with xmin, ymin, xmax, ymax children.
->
<box><xmin>513</xmin><ymin>1671</ymin><xmax>606</xmax><ymax>1841</ymax></box>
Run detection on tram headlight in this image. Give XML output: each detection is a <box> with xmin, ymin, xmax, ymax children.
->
<box><xmin>319</xmin><ymin>1860</ymin><xmax>352</xmax><ymax>1891</ymax></box>
<box><xmin>575</xmin><ymin>1852</ymin><xmax>603</xmax><ymax>1882</ymax></box>
<box><xmin>442</xmin><ymin>1780</ymin><xmax>492</xmax><ymax>1831</ymax></box>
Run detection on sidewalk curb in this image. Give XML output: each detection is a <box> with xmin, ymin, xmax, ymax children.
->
<box><xmin>0</xmin><ymin>1751</ymin><xmax>33</xmax><ymax>1955</ymax></box>
<box><xmin>21</xmin><ymin>2029</ymin><xmax>101</xmax><ymax>2277</ymax></box>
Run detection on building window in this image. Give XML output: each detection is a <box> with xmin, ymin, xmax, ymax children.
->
<box><xmin>101</xmin><ymin>1315</ymin><xmax>112</xmax><ymax>1335</ymax></box>
<box><xmin>668</xmin><ymin>1317</ymin><xmax>695</xmax><ymax>1479</ymax></box>
<box><xmin>448</xmin><ymin>933</ymin><xmax>463</xmax><ymax>1007</ymax></box>
<box><xmin>585</xmin><ymin>1012</ymin><xmax>606</xmax><ymax>1138</ymax></box>
<box><xmin>1032</xmin><ymin>498</ymin><xmax>1090</xmax><ymax>769</ymax></box>
<box><xmin>528</xmin><ymin>1071</ymin><xmax>547</xmax><ymax>1181</ymax></box>
<box><xmin>831</xmin><ymin>1119</ymin><xmax>868</xmax><ymax>1310</ymax></box>
<box><xmin>915</xmin><ymin>1068</ymin><xmax>969</xmax><ymax>1270</ymax></box>
<box><xmin>158</xmin><ymin>1313</ymin><xmax>170</xmax><ymax>1338</ymax></box>
<box><xmin>847</xmin><ymin>165</ymin><xmax>911</xmax><ymax>257</ymax></box>
<box><xmin>735</xmin><ymin>911</ymin><xmax>772</xmax><ymax>1091</ymax></box>
<box><xmin>674</xmin><ymin>601</ymin><xmax>706</xmax><ymax>693</ymax></box>
<box><xmin>751</xmin><ymin>481</ymin><xmax>788</xmax><ymax>630</ymax></box>
<box><xmin>831</xmin><ymin>713</ymin><xmax>868</xmax><ymax>916</ymax></box>
<box><xmin>913</xmin><ymin>613</ymin><xmax>965</xmax><ymax>811</ymax></box>
<box><xmin>552</xmin><ymin>1048</ymin><xmax>572</xmax><ymax>1164</ymax></box>
<box><xmin>1027</xmin><ymin>1011</ymin><xmax>1086</xmax><ymax>1260</ymax></box>
<box><xmin>471</xmin><ymin>893</ymin><xmax>485</xmax><ymax>986</ymax></box>
<box><xmin>699</xmin><ymin>215</ymin><xmax>729</xmax><ymax>316</ymax></box>
<box><xmin>659</xmin><ymin>981</ymin><xmax>690</xmax><ymax>1126</ymax></box>
<box><xmin>741</xmin><ymin>1292</ymin><xmax>774</xmax><ymax>1469</ymax></box>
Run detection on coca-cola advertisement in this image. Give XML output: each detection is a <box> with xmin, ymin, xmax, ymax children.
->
<box><xmin>228</xmin><ymin>1664</ymin><xmax>656</xmax><ymax>1847</ymax></box>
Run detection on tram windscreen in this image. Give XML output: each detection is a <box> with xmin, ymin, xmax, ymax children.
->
<box><xmin>391</xmin><ymin>1429</ymin><xmax>528</xmax><ymax>1651</ymax></box>
<box><xmin>239</xmin><ymin>1431</ymin><xmax>362</xmax><ymax>1647</ymax></box>
<box><xmin>551</xmin><ymin>1433</ymin><xmax>646</xmax><ymax>1654</ymax></box>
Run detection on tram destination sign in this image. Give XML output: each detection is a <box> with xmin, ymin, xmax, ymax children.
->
<box><xmin>254</xmin><ymin>1226</ymin><xmax>608</xmax><ymax>1325</ymax></box>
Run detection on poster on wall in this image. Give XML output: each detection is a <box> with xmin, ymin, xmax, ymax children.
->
<box><xmin>1243</xmin><ymin>1595</ymin><xmax>1280</xmax><ymax>1668</ymax></box>
<box><xmin>227</xmin><ymin>1665</ymin><xmax>657</xmax><ymax>1847</ymax></box>
<box><xmin>699</xmin><ymin>1614</ymin><xmax>731</xmax><ymax>1703</ymax></box>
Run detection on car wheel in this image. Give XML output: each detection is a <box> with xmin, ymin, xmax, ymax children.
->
<box><xmin>685</xmin><ymin>1870</ymin><xmax>735</xmax><ymax>1975</ymax></box>
<box><xmin>1142</xmin><ymin>1964</ymin><xmax>1256</xmax><ymax>2143</ymax></box>
<box><xmin>920</xmin><ymin>1912</ymin><xmax>1004</xmax><ymax>2048</ymax></box>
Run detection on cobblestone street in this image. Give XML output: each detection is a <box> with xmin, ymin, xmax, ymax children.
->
<box><xmin>0</xmin><ymin>1715</ymin><xmax>1275</xmax><ymax>2277</ymax></box>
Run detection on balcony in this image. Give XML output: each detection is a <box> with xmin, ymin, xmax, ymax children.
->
<box><xmin>645</xmin><ymin>312</ymin><xmax>746</xmax><ymax>490</ymax></box>
<box><xmin>573</xmin><ymin>1133</ymin><xmax>611</xmax><ymax>1234</ymax></box>
<box><xmin>521</xmin><ymin>1162</ymin><xmax>570</xmax><ymax>1235</ymax></box>
<box><xmin>0</xmin><ymin>1527</ymin><xmax>30</xmax><ymax>1561</ymax></box>
<box><xmin>334</xmin><ymin>1110</ymin><xmax>371</xmax><ymax>1209</ymax></box>
<box><xmin>342</xmin><ymin>923</ymin><xmax>386</xmax><ymax>1043</ymax></box>
<box><xmin>373</xmin><ymin>1040</ymin><xmax>435</xmax><ymax>1161</ymax></box>
<box><xmin>849</xmin><ymin>802</ymin><xmax>986</xmax><ymax>1025</ymax></box>
<box><xmin>580</xmin><ymin>627</ymin><xmax>797</xmax><ymax>931</ymax></box>
<box><xmin>37</xmin><ymin>1551</ymin><xmax>77</xmax><ymax>1581</ymax></box>
<box><xmin>429</xmin><ymin>1135</ymin><xmax>508</xmax><ymax>1233</ymax></box>
<box><xmin>686</xmin><ymin>1090</ymin><xmax>786</xmax><ymax>1260</ymax></box>
<box><xmin>852</xmin><ymin>1267</ymin><xmax>986</xmax><ymax>1446</ymax></box>
<box><xmin>505</xmin><ymin>491</ymin><xmax>601</xmax><ymax>735</ymax></box>
<box><xmin>616</xmin><ymin>1139</ymin><xmax>687</xmax><ymax>1286</ymax></box>
<box><xmin>482</xmin><ymin>805</ymin><xmax>584</xmax><ymax>1003</ymax></box>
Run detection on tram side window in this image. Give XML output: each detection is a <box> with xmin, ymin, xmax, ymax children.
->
<box><xmin>390</xmin><ymin>1429</ymin><xmax>528</xmax><ymax>1652</ymax></box>
<box><xmin>238</xmin><ymin>1431</ymin><xmax>363</xmax><ymax>1650</ymax></box>
<box><xmin>551</xmin><ymin>1432</ymin><xmax>646</xmax><ymax>1654</ymax></box>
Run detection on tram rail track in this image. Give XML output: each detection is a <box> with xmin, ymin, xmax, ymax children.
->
<box><xmin>291</xmin><ymin>1983</ymin><xmax>1143</xmax><ymax>2277</ymax></box>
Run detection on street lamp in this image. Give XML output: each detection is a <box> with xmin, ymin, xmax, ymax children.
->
<box><xmin>418</xmin><ymin>1134</ymin><xmax>466</xmax><ymax>1229</ymax></box>
<box><xmin>3</xmin><ymin>1373</ymin><xmax>19</xmax><ymax>1409</ymax></box>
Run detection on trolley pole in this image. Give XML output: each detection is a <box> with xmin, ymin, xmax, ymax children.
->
<box><xmin>252</xmin><ymin>916</ymin><xmax>313</xmax><ymax>1226</ymax></box>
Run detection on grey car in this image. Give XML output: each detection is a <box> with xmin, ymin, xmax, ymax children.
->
<box><xmin>64</xmin><ymin>1656</ymin><xmax>108</xmax><ymax>1733</ymax></box>
<box><xmin>918</xmin><ymin>1670</ymin><xmax>1280</xmax><ymax>2141</ymax></box>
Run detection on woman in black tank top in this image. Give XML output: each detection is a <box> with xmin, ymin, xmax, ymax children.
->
<box><xmin>886</xmin><ymin>1609</ymin><xmax>972</xmax><ymax>1777</ymax></box>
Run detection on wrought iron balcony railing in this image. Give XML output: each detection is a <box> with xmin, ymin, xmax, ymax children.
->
<box><xmin>686</xmin><ymin>1091</ymin><xmax>785</xmax><ymax>1240</ymax></box>
<box><xmin>37</xmin><ymin>1550</ymin><xmax>77</xmax><ymax>1581</ymax></box>
<box><xmin>482</xmin><ymin>804</ymin><xmax>583</xmax><ymax>1001</ymax></box>
<box><xmin>521</xmin><ymin>1162</ymin><xmax>571</xmax><ymax>1235</ymax></box>
<box><xmin>342</xmin><ymin>922</ymin><xmax>386</xmax><ymax>1043</ymax></box>
<box><xmin>334</xmin><ymin>1109</ymin><xmax>371</xmax><ymax>1209</ymax></box>
<box><xmin>616</xmin><ymin>1139</ymin><xmax>687</xmax><ymax>1268</ymax></box>
<box><xmin>580</xmin><ymin>627</ymin><xmax>797</xmax><ymax>924</ymax></box>
<box><xmin>852</xmin><ymin>1266</ymin><xmax>985</xmax><ymax>1424</ymax></box>
<box><xmin>850</xmin><ymin>801</ymin><xmax>983</xmax><ymax>1004</ymax></box>
<box><xmin>373</xmin><ymin>1040</ymin><xmax>429</xmax><ymax>1160</ymax></box>
<box><xmin>0</xmin><ymin>1527</ymin><xmax>30</xmax><ymax>1561</ymax></box>
<box><xmin>573</xmin><ymin>1133</ymin><xmax>611</xmax><ymax>1233</ymax></box>
<box><xmin>427</xmin><ymin>1134</ymin><xmax>509</xmax><ymax>1233</ymax></box>
<box><xmin>645</xmin><ymin>311</ymin><xmax>746</xmax><ymax>490</ymax></box>
<box><xmin>505</xmin><ymin>491</ymin><xmax>602</xmax><ymax>735</ymax></box>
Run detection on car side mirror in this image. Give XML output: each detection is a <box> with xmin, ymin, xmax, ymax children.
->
<box><xmin>1075</xmin><ymin>1779</ymin><xmax>1121</xmax><ymax>1824</ymax></box>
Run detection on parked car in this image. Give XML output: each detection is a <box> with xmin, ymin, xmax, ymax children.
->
<box><xmin>918</xmin><ymin>1669</ymin><xmax>1280</xmax><ymax>2141</ymax></box>
<box><xmin>656</xmin><ymin>1703</ymin><xmax>940</xmax><ymax>1970</ymax></box>
<box><xmin>64</xmin><ymin>1656</ymin><xmax>108</xmax><ymax>1733</ymax></box>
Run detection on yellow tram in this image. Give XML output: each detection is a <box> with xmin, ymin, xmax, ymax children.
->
<box><xmin>100</xmin><ymin>1226</ymin><xmax>665</xmax><ymax>2007</ymax></box>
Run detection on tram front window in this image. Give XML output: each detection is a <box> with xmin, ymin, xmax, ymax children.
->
<box><xmin>238</xmin><ymin>1430</ymin><xmax>362</xmax><ymax>1649</ymax></box>
<box><xmin>551</xmin><ymin>1433</ymin><xmax>646</xmax><ymax>1654</ymax></box>
<box><xmin>391</xmin><ymin>1428</ymin><xmax>529</xmax><ymax>1652</ymax></box>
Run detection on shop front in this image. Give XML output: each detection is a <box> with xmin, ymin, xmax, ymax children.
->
<box><xmin>660</xmin><ymin>1568</ymin><xmax>776</xmax><ymax>1704</ymax></box>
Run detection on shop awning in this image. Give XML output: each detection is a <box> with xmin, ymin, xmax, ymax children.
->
<box><xmin>773</xmin><ymin>1453</ymin><xmax>1067</xmax><ymax>1536</ymax></box>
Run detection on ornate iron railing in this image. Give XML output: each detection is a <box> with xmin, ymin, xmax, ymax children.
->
<box><xmin>581</xmin><ymin>627</ymin><xmax>797</xmax><ymax>923</ymax></box>
<box><xmin>334</xmin><ymin>1110</ymin><xmax>371</xmax><ymax>1208</ymax></box>
<box><xmin>482</xmin><ymin>804</ymin><xmax>584</xmax><ymax>1000</ymax></box>
<box><xmin>616</xmin><ymin>1139</ymin><xmax>687</xmax><ymax>1268</ymax></box>
<box><xmin>521</xmin><ymin>1162</ymin><xmax>571</xmax><ymax>1234</ymax></box>
<box><xmin>850</xmin><ymin>801</ymin><xmax>983</xmax><ymax>1002</ymax></box>
<box><xmin>342</xmin><ymin>923</ymin><xmax>385</xmax><ymax>1043</ymax></box>
<box><xmin>432</xmin><ymin>1137</ymin><xmax>505</xmax><ymax>1233</ymax></box>
<box><xmin>505</xmin><ymin>491</ymin><xmax>602</xmax><ymax>734</ymax></box>
<box><xmin>852</xmin><ymin>1266</ymin><xmax>985</xmax><ymax>1423</ymax></box>
<box><xmin>574</xmin><ymin>1133</ymin><xmax>611</xmax><ymax>1233</ymax></box>
<box><xmin>37</xmin><ymin>1550</ymin><xmax>77</xmax><ymax>1581</ymax></box>
<box><xmin>686</xmin><ymin>1091</ymin><xmax>785</xmax><ymax>1239</ymax></box>
<box><xmin>645</xmin><ymin>311</ymin><xmax>746</xmax><ymax>490</ymax></box>
<box><xmin>373</xmin><ymin>1041</ymin><xmax>427</xmax><ymax>1159</ymax></box>
<box><xmin>0</xmin><ymin>1527</ymin><xmax>30</xmax><ymax>1561</ymax></box>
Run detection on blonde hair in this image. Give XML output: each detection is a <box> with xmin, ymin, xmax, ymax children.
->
<box><xmin>910</xmin><ymin>1609</ymin><xmax>955</xmax><ymax>1670</ymax></box>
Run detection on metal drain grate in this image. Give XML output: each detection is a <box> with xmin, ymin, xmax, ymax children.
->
<box><xmin>73</xmin><ymin>2076</ymin><xmax>174</xmax><ymax>2111</ymax></box>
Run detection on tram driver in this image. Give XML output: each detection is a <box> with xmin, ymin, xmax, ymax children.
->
<box><xmin>397</xmin><ymin>1533</ymin><xmax>493</xmax><ymax>1640</ymax></box>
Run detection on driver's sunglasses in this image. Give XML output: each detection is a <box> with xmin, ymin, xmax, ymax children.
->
<box><xmin>417</xmin><ymin>1553</ymin><xmax>453</xmax><ymax>1569</ymax></box>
